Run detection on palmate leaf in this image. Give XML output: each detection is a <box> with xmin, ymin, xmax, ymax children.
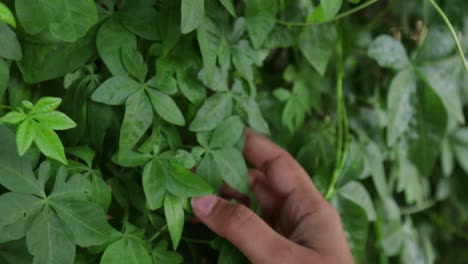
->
<box><xmin>100</xmin><ymin>237</ymin><xmax>152</xmax><ymax>264</ymax></box>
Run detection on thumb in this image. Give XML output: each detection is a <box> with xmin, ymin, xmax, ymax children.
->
<box><xmin>191</xmin><ymin>195</ymin><xmax>295</xmax><ymax>263</ymax></box>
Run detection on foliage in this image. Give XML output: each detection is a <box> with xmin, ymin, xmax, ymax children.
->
<box><xmin>0</xmin><ymin>0</ymin><xmax>468</xmax><ymax>263</ymax></box>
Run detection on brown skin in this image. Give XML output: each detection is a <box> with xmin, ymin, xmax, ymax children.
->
<box><xmin>191</xmin><ymin>129</ymin><xmax>354</xmax><ymax>264</ymax></box>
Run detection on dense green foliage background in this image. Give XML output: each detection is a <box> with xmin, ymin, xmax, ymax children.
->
<box><xmin>0</xmin><ymin>0</ymin><xmax>468</xmax><ymax>263</ymax></box>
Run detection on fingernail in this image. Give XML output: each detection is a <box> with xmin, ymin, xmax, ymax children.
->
<box><xmin>191</xmin><ymin>195</ymin><xmax>217</xmax><ymax>215</ymax></box>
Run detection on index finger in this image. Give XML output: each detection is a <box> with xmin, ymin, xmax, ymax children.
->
<box><xmin>243</xmin><ymin>129</ymin><xmax>321</xmax><ymax>199</ymax></box>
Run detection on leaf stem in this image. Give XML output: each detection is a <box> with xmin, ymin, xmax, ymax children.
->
<box><xmin>400</xmin><ymin>200</ymin><xmax>436</xmax><ymax>215</ymax></box>
<box><xmin>182</xmin><ymin>237</ymin><xmax>212</xmax><ymax>245</ymax></box>
<box><xmin>427</xmin><ymin>0</ymin><xmax>468</xmax><ymax>72</ymax></box>
<box><xmin>149</xmin><ymin>224</ymin><xmax>168</xmax><ymax>242</ymax></box>
<box><xmin>0</xmin><ymin>104</ymin><xmax>12</xmax><ymax>110</ymax></box>
<box><xmin>276</xmin><ymin>0</ymin><xmax>380</xmax><ymax>27</ymax></box>
<box><xmin>325</xmin><ymin>29</ymin><xmax>349</xmax><ymax>200</ymax></box>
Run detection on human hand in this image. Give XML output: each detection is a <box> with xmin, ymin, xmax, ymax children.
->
<box><xmin>191</xmin><ymin>130</ymin><xmax>354</xmax><ymax>263</ymax></box>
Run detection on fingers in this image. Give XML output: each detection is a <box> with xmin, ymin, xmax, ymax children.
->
<box><xmin>244</xmin><ymin>129</ymin><xmax>321</xmax><ymax>200</ymax></box>
<box><xmin>191</xmin><ymin>195</ymin><xmax>298</xmax><ymax>263</ymax></box>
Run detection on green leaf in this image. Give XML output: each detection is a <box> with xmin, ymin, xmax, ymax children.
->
<box><xmin>31</xmin><ymin>97</ymin><xmax>62</xmax><ymax>114</ymax></box>
<box><xmin>33</xmin><ymin>123</ymin><xmax>68</xmax><ymax>165</ymax></box>
<box><xmin>0</xmin><ymin>21</ymin><xmax>22</xmax><ymax>60</ymax></box>
<box><xmin>234</xmin><ymin>96</ymin><xmax>270</xmax><ymax>135</ymax></box>
<box><xmin>164</xmin><ymin>193</ymin><xmax>185</xmax><ymax>249</ymax></box>
<box><xmin>166</xmin><ymin>162</ymin><xmax>214</xmax><ymax>198</ymax></box>
<box><xmin>119</xmin><ymin>90</ymin><xmax>153</xmax><ymax>151</ymax></box>
<box><xmin>152</xmin><ymin>241</ymin><xmax>184</xmax><ymax>263</ymax></box>
<box><xmin>176</xmin><ymin>70</ymin><xmax>206</xmax><ymax>106</ymax></box>
<box><xmin>189</xmin><ymin>92</ymin><xmax>233</xmax><ymax>132</ymax></box>
<box><xmin>146</xmin><ymin>89</ymin><xmax>186</xmax><ymax>126</ymax></box>
<box><xmin>101</xmin><ymin>238</ymin><xmax>153</xmax><ymax>264</ymax></box>
<box><xmin>92</xmin><ymin>76</ymin><xmax>141</xmax><ymax>106</ymax></box>
<box><xmin>97</xmin><ymin>18</ymin><xmax>137</xmax><ymax>76</ymax></box>
<box><xmin>453</xmin><ymin>128</ymin><xmax>468</xmax><ymax>174</ymax></box>
<box><xmin>365</xmin><ymin>141</ymin><xmax>388</xmax><ymax>199</ymax></box>
<box><xmin>143</xmin><ymin>159</ymin><xmax>167</xmax><ymax>210</ymax></box>
<box><xmin>218</xmin><ymin>240</ymin><xmax>247</xmax><ymax>264</ymax></box>
<box><xmin>368</xmin><ymin>35</ymin><xmax>410</xmax><ymax>71</ymax></box>
<box><xmin>387</xmin><ymin>69</ymin><xmax>418</xmax><ymax>146</ymax></box>
<box><xmin>212</xmin><ymin>148</ymin><xmax>249</xmax><ymax>193</ymax></box>
<box><xmin>321</xmin><ymin>0</ymin><xmax>343</xmax><ymax>19</ymax></box>
<box><xmin>0</xmin><ymin>58</ymin><xmax>8</xmax><ymax>99</ymax></box>
<box><xmin>0</xmin><ymin>192</ymin><xmax>42</xmax><ymax>243</ymax></box>
<box><xmin>15</xmin><ymin>0</ymin><xmax>62</xmax><ymax>34</ymax></box>
<box><xmin>197</xmin><ymin>8</ymin><xmax>222</xmax><ymax>83</ymax></box>
<box><xmin>16</xmin><ymin>119</ymin><xmax>35</xmax><ymax>156</ymax></box>
<box><xmin>245</xmin><ymin>0</ymin><xmax>277</xmax><ymax>48</ymax></box>
<box><xmin>34</xmin><ymin>112</ymin><xmax>77</xmax><ymax>131</ymax></box>
<box><xmin>49</xmin><ymin>168</ymin><xmax>91</xmax><ymax>200</ymax></box>
<box><xmin>49</xmin><ymin>0</ymin><xmax>98</xmax><ymax>42</ymax></box>
<box><xmin>159</xmin><ymin>0</ymin><xmax>182</xmax><ymax>56</ymax></box>
<box><xmin>0</xmin><ymin>112</ymin><xmax>27</xmax><ymax>125</ymax></box>
<box><xmin>338</xmin><ymin>181</ymin><xmax>376</xmax><ymax>221</ymax></box>
<box><xmin>209</xmin><ymin>116</ymin><xmax>244</xmax><ymax>148</ymax></box>
<box><xmin>219</xmin><ymin>0</ymin><xmax>236</xmax><ymax>17</ymax></box>
<box><xmin>0</xmin><ymin>2</ymin><xmax>16</xmax><ymax>28</ymax></box>
<box><xmin>298</xmin><ymin>24</ymin><xmax>337</xmax><ymax>75</ymax></box>
<box><xmin>196</xmin><ymin>153</ymin><xmax>223</xmax><ymax>194</ymax></box>
<box><xmin>118</xmin><ymin>0</ymin><xmax>160</xmax><ymax>41</ymax></box>
<box><xmin>90</xmin><ymin>173</ymin><xmax>112</xmax><ymax>212</ymax></box>
<box><xmin>0</xmin><ymin>125</ymin><xmax>44</xmax><ymax>196</ymax></box>
<box><xmin>181</xmin><ymin>0</ymin><xmax>205</xmax><ymax>34</ymax></box>
<box><xmin>121</xmin><ymin>45</ymin><xmax>148</xmax><ymax>82</ymax></box>
<box><xmin>26</xmin><ymin>207</ymin><xmax>76</xmax><ymax>264</ymax></box>
<box><xmin>51</xmin><ymin>199</ymin><xmax>112</xmax><ymax>247</ymax></box>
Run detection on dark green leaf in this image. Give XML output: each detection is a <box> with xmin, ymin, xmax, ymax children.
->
<box><xmin>92</xmin><ymin>76</ymin><xmax>141</xmax><ymax>106</ymax></box>
<box><xmin>212</xmin><ymin>148</ymin><xmax>249</xmax><ymax>193</ymax></box>
<box><xmin>142</xmin><ymin>159</ymin><xmax>167</xmax><ymax>210</ymax></box>
<box><xmin>166</xmin><ymin>162</ymin><xmax>213</xmax><ymax>198</ymax></box>
<box><xmin>368</xmin><ymin>35</ymin><xmax>410</xmax><ymax>71</ymax></box>
<box><xmin>0</xmin><ymin>21</ymin><xmax>22</xmax><ymax>60</ymax></box>
<box><xmin>119</xmin><ymin>0</ymin><xmax>160</xmax><ymax>41</ymax></box>
<box><xmin>181</xmin><ymin>0</ymin><xmax>205</xmax><ymax>34</ymax></box>
<box><xmin>298</xmin><ymin>24</ymin><xmax>337</xmax><ymax>75</ymax></box>
<box><xmin>147</xmin><ymin>89</ymin><xmax>186</xmax><ymax>126</ymax></box>
<box><xmin>15</xmin><ymin>0</ymin><xmax>62</xmax><ymax>35</ymax></box>
<box><xmin>164</xmin><ymin>193</ymin><xmax>185</xmax><ymax>249</ymax></box>
<box><xmin>245</xmin><ymin>0</ymin><xmax>277</xmax><ymax>48</ymax></box>
<box><xmin>209</xmin><ymin>115</ymin><xmax>244</xmax><ymax>148</ymax></box>
<box><xmin>189</xmin><ymin>92</ymin><xmax>233</xmax><ymax>132</ymax></box>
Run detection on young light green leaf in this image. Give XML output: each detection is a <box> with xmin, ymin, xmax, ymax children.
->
<box><xmin>181</xmin><ymin>0</ymin><xmax>205</xmax><ymax>34</ymax></box>
<box><xmin>100</xmin><ymin>238</ymin><xmax>153</xmax><ymax>264</ymax></box>
<box><xmin>119</xmin><ymin>90</ymin><xmax>153</xmax><ymax>151</ymax></box>
<box><xmin>121</xmin><ymin>45</ymin><xmax>148</xmax><ymax>82</ymax></box>
<box><xmin>321</xmin><ymin>0</ymin><xmax>343</xmax><ymax>20</ymax></box>
<box><xmin>212</xmin><ymin>148</ymin><xmax>249</xmax><ymax>193</ymax></box>
<box><xmin>209</xmin><ymin>116</ymin><xmax>244</xmax><ymax>148</ymax></box>
<box><xmin>166</xmin><ymin>162</ymin><xmax>214</xmax><ymax>198</ymax></box>
<box><xmin>92</xmin><ymin>76</ymin><xmax>141</xmax><ymax>106</ymax></box>
<box><xmin>146</xmin><ymin>89</ymin><xmax>186</xmax><ymax>126</ymax></box>
<box><xmin>245</xmin><ymin>0</ymin><xmax>277</xmax><ymax>48</ymax></box>
<box><xmin>143</xmin><ymin>159</ymin><xmax>167</xmax><ymax>210</ymax></box>
<box><xmin>97</xmin><ymin>18</ymin><xmax>138</xmax><ymax>76</ymax></box>
<box><xmin>16</xmin><ymin>119</ymin><xmax>35</xmax><ymax>156</ymax></box>
<box><xmin>51</xmin><ymin>199</ymin><xmax>112</xmax><ymax>247</ymax></box>
<box><xmin>49</xmin><ymin>0</ymin><xmax>98</xmax><ymax>42</ymax></box>
<box><xmin>0</xmin><ymin>2</ymin><xmax>16</xmax><ymax>28</ymax></box>
<box><xmin>368</xmin><ymin>35</ymin><xmax>410</xmax><ymax>71</ymax></box>
<box><xmin>0</xmin><ymin>112</ymin><xmax>27</xmax><ymax>125</ymax></box>
<box><xmin>0</xmin><ymin>125</ymin><xmax>44</xmax><ymax>196</ymax></box>
<box><xmin>189</xmin><ymin>92</ymin><xmax>233</xmax><ymax>132</ymax></box>
<box><xmin>26</xmin><ymin>207</ymin><xmax>76</xmax><ymax>264</ymax></box>
<box><xmin>15</xmin><ymin>0</ymin><xmax>62</xmax><ymax>34</ymax></box>
<box><xmin>34</xmin><ymin>112</ymin><xmax>77</xmax><ymax>131</ymax></box>
<box><xmin>298</xmin><ymin>24</ymin><xmax>337</xmax><ymax>75</ymax></box>
<box><xmin>33</xmin><ymin>123</ymin><xmax>68</xmax><ymax>165</ymax></box>
<box><xmin>0</xmin><ymin>22</ymin><xmax>22</xmax><ymax>60</ymax></box>
<box><xmin>164</xmin><ymin>193</ymin><xmax>185</xmax><ymax>249</ymax></box>
<box><xmin>31</xmin><ymin>97</ymin><xmax>62</xmax><ymax>114</ymax></box>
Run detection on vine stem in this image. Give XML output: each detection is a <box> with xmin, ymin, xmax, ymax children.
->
<box><xmin>427</xmin><ymin>0</ymin><xmax>468</xmax><ymax>72</ymax></box>
<box><xmin>325</xmin><ymin>29</ymin><xmax>349</xmax><ymax>201</ymax></box>
<box><xmin>149</xmin><ymin>224</ymin><xmax>168</xmax><ymax>242</ymax></box>
<box><xmin>277</xmin><ymin>0</ymin><xmax>380</xmax><ymax>27</ymax></box>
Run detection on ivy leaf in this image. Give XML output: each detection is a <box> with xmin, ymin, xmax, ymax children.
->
<box><xmin>119</xmin><ymin>90</ymin><xmax>153</xmax><ymax>151</ymax></box>
<box><xmin>0</xmin><ymin>2</ymin><xmax>16</xmax><ymax>28</ymax></box>
<box><xmin>245</xmin><ymin>0</ymin><xmax>277</xmax><ymax>48</ymax></box>
<box><xmin>15</xmin><ymin>0</ymin><xmax>62</xmax><ymax>35</ymax></box>
<box><xmin>26</xmin><ymin>207</ymin><xmax>76</xmax><ymax>264</ymax></box>
<box><xmin>189</xmin><ymin>92</ymin><xmax>233</xmax><ymax>132</ymax></box>
<box><xmin>49</xmin><ymin>0</ymin><xmax>98</xmax><ymax>42</ymax></box>
<box><xmin>298</xmin><ymin>24</ymin><xmax>337</xmax><ymax>75</ymax></box>
<box><xmin>92</xmin><ymin>76</ymin><xmax>141</xmax><ymax>106</ymax></box>
<box><xmin>209</xmin><ymin>116</ymin><xmax>244</xmax><ymax>148</ymax></box>
<box><xmin>50</xmin><ymin>199</ymin><xmax>112</xmax><ymax>247</ymax></box>
<box><xmin>0</xmin><ymin>21</ymin><xmax>22</xmax><ymax>61</ymax></box>
<box><xmin>143</xmin><ymin>159</ymin><xmax>167</xmax><ymax>210</ymax></box>
<box><xmin>100</xmin><ymin>237</ymin><xmax>153</xmax><ymax>264</ymax></box>
<box><xmin>368</xmin><ymin>35</ymin><xmax>410</xmax><ymax>71</ymax></box>
<box><xmin>146</xmin><ymin>89</ymin><xmax>186</xmax><ymax>126</ymax></box>
<box><xmin>164</xmin><ymin>193</ymin><xmax>185</xmax><ymax>249</ymax></box>
<box><xmin>212</xmin><ymin>148</ymin><xmax>249</xmax><ymax>193</ymax></box>
<box><xmin>166</xmin><ymin>162</ymin><xmax>214</xmax><ymax>198</ymax></box>
<box><xmin>181</xmin><ymin>0</ymin><xmax>205</xmax><ymax>34</ymax></box>
<box><xmin>97</xmin><ymin>18</ymin><xmax>137</xmax><ymax>76</ymax></box>
<box><xmin>321</xmin><ymin>0</ymin><xmax>343</xmax><ymax>20</ymax></box>
<box><xmin>0</xmin><ymin>125</ymin><xmax>44</xmax><ymax>196</ymax></box>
